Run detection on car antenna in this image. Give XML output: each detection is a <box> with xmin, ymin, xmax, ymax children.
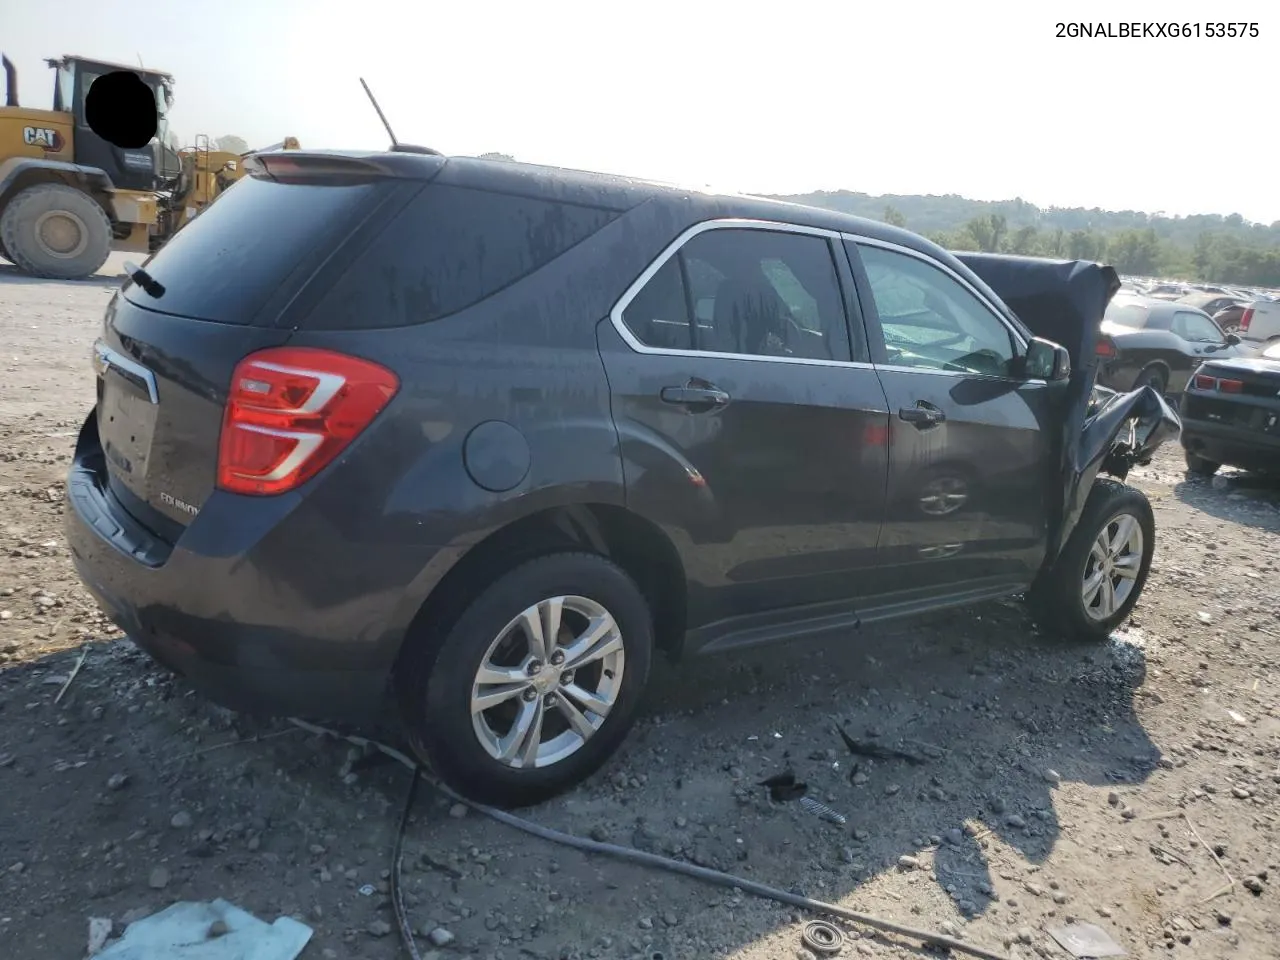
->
<box><xmin>358</xmin><ymin>77</ymin><xmax>442</xmax><ymax>157</ymax></box>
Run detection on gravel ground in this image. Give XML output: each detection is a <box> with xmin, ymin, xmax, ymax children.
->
<box><xmin>1</xmin><ymin>257</ymin><xmax>1277</xmax><ymax>960</ymax></box>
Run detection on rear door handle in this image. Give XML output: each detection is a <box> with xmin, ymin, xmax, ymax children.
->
<box><xmin>661</xmin><ymin>384</ymin><xmax>730</xmax><ymax>410</ymax></box>
<box><xmin>898</xmin><ymin>402</ymin><xmax>945</xmax><ymax>427</ymax></box>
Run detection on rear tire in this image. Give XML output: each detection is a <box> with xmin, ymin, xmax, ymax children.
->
<box><xmin>1030</xmin><ymin>479</ymin><xmax>1155</xmax><ymax>642</ymax></box>
<box><xmin>396</xmin><ymin>552</ymin><xmax>654</xmax><ymax>808</ymax></box>
<box><xmin>0</xmin><ymin>183</ymin><xmax>113</xmax><ymax>280</ymax></box>
<box><xmin>1184</xmin><ymin>450</ymin><xmax>1220</xmax><ymax>476</ymax></box>
<box><xmin>1132</xmin><ymin>365</ymin><xmax>1168</xmax><ymax>395</ymax></box>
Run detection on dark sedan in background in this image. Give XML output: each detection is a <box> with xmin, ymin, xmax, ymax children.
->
<box><xmin>1181</xmin><ymin>341</ymin><xmax>1280</xmax><ymax>475</ymax></box>
<box><xmin>1177</xmin><ymin>291</ymin><xmax>1250</xmax><ymax>320</ymax></box>
<box><xmin>1096</xmin><ymin>294</ymin><xmax>1243</xmax><ymax>395</ymax></box>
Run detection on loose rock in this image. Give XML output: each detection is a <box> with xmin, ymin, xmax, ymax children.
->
<box><xmin>428</xmin><ymin>927</ymin><xmax>455</xmax><ymax>947</ymax></box>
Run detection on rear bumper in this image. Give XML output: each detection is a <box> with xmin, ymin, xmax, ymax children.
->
<box><xmin>64</xmin><ymin>418</ymin><xmax>450</xmax><ymax>724</ymax></box>
<box><xmin>1180</xmin><ymin>418</ymin><xmax>1280</xmax><ymax>471</ymax></box>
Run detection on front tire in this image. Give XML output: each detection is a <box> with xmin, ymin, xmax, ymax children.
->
<box><xmin>1184</xmin><ymin>450</ymin><xmax>1220</xmax><ymax>476</ymax></box>
<box><xmin>1031</xmin><ymin>479</ymin><xmax>1155</xmax><ymax>642</ymax></box>
<box><xmin>396</xmin><ymin>552</ymin><xmax>654</xmax><ymax>808</ymax></box>
<box><xmin>0</xmin><ymin>183</ymin><xmax>113</xmax><ymax>280</ymax></box>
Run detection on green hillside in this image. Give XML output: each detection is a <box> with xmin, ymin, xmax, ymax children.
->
<box><xmin>764</xmin><ymin>190</ymin><xmax>1280</xmax><ymax>287</ymax></box>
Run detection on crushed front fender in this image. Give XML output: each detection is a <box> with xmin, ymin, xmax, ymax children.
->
<box><xmin>1046</xmin><ymin>383</ymin><xmax>1181</xmax><ymax>568</ymax></box>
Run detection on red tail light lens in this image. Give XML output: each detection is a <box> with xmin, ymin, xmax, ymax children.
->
<box><xmin>217</xmin><ymin>347</ymin><xmax>399</xmax><ymax>495</ymax></box>
<box><xmin>1193</xmin><ymin>374</ymin><xmax>1245</xmax><ymax>394</ymax></box>
<box><xmin>1095</xmin><ymin>337</ymin><xmax>1117</xmax><ymax>358</ymax></box>
<box><xmin>1240</xmin><ymin>308</ymin><xmax>1253</xmax><ymax>333</ymax></box>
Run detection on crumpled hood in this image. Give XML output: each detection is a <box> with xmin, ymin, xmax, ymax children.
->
<box><xmin>955</xmin><ymin>253</ymin><xmax>1182</xmax><ymax>568</ymax></box>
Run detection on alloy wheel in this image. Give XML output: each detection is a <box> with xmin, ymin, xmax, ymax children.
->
<box><xmin>470</xmin><ymin>595</ymin><xmax>626</xmax><ymax>769</ymax></box>
<box><xmin>1081</xmin><ymin>512</ymin><xmax>1144</xmax><ymax>622</ymax></box>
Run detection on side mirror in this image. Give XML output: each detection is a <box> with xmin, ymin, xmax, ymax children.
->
<box><xmin>1024</xmin><ymin>337</ymin><xmax>1071</xmax><ymax>381</ymax></box>
<box><xmin>1225</xmin><ymin>333</ymin><xmax>1241</xmax><ymax>346</ymax></box>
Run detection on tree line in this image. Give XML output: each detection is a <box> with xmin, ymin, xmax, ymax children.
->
<box><xmin>774</xmin><ymin>190</ymin><xmax>1280</xmax><ymax>287</ymax></box>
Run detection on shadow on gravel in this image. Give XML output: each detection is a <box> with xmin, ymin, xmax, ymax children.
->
<box><xmin>1174</xmin><ymin>469</ymin><xmax>1280</xmax><ymax>532</ymax></box>
<box><xmin>0</xmin><ymin>598</ymin><xmax>1159</xmax><ymax>960</ymax></box>
<box><xmin>0</xmin><ymin>265</ymin><xmax>127</xmax><ymax>288</ymax></box>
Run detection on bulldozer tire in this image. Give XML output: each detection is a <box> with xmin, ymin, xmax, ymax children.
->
<box><xmin>0</xmin><ymin>183</ymin><xmax>113</xmax><ymax>280</ymax></box>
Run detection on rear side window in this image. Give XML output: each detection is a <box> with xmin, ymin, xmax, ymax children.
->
<box><xmin>122</xmin><ymin>176</ymin><xmax>384</xmax><ymax>324</ymax></box>
<box><xmin>620</xmin><ymin>227</ymin><xmax>857</xmax><ymax>362</ymax></box>
<box><xmin>307</xmin><ymin>186</ymin><xmax>622</xmax><ymax>329</ymax></box>
<box><xmin>1104</xmin><ymin>302</ymin><xmax>1150</xmax><ymax>328</ymax></box>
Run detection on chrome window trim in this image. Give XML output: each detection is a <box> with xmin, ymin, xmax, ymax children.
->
<box><xmin>607</xmin><ymin>218</ymin><xmax>1046</xmax><ymax>387</ymax></box>
<box><xmin>845</xmin><ymin>234</ymin><xmax>1029</xmax><ymax>350</ymax></box>
<box><xmin>607</xmin><ymin>218</ymin><xmax>875</xmax><ymax>370</ymax></box>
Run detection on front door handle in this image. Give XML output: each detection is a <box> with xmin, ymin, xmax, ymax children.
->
<box><xmin>898</xmin><ymin>402</ymin><xmax>945</xmax><ymax>427</ymax></box>
<box><xmin>661</xmin><ymin>384</ymin><xmax>730</xmax><ymax>410</ymax></box>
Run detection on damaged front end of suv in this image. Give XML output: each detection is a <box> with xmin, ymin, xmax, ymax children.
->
<box><xmin>957</xmin><ymin>254</ymin><xmax>1182</xmax><ymax>577</ymax></box>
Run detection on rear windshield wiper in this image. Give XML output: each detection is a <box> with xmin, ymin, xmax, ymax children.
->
<box><xmin>123</xmin><ymin>261</ymin><xmax>166</xmax><ymax>299</ymax></box>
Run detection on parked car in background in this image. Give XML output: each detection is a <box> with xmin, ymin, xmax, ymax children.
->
<box><xmin>1180</xmin><ymin>340</ymin><xmax>1280</xmax><ymax>475</ymax></box>
<box><xmin>61</xmin><ymin>149</ymin><xmax>1181</xmax><ymax>806</ymax></box>
<box><xmin>1211</xmin><ymin>301</ymin><xmax>1251</xmax><ymax>337</ymax></box>
<box><xmin>1146</xmin><ymin>282</ymin><xmax>1189</xmax><ymax>300</ymax></box>
<box><xmin>1096</xmin><ymin>295</ymin><xmax>1243</xmax><ymax>394</ymax></box>
<box><xmin>1177</xmin><ymin>291</ymin><xmax>1249</xmax><ymax>318</ymax></box>
<box><xmin>1234</xmin><ymin>298</ymin><xmax>1280</xmax><ymax>348</ymax></box>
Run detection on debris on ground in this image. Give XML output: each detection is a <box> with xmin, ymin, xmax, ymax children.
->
<box><xmin>1048</xmin><ymin>920</ymin><xmax>1127</xmax><ymax>958</ymax></box>
<box><xmin>94</xmin><ymin>899</ymin><xmax>312</xmax><ymax>960</ymax></box>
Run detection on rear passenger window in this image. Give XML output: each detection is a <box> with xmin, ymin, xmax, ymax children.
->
<box><xmin>618</xmin><ymin>228</ymin><xmax>858</xmax><ymax>362</ymax></box>
<box><xmin>620</xmin><ymin>258</ymin><xmax>693</xmax><ymax>350</ymax></box>
<box><xmin>308</xmin><ymin>185</ymin><xmax>622</xmax><ymax>329</ymax></box>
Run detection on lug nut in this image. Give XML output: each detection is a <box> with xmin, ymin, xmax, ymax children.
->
<box><xmin>560</xmin><ymin>671</ymin><xmax>574</xmax><ymax>686</ymax></box>
<box><xmin>527</xmin><ymin>661</ymin><xmax>542</xmax><ymax>676</ymax></box>
<box><xmin>522</xmin><ymin>688</ymin><xmax>538</xmax><ymax>702</ymax></box>
<box><xmin>550</xmin><ymin>650</ymin><xmax>566</xmax><ymax>666</ymax></box>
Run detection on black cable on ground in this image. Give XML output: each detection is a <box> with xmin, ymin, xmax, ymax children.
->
<box><xmin>289</xmin><ymin>718</ymin><xmax>1014</xmax><ymax>960</ymax></box>
<box><xmin>390</xmin><ymin>765</ymin><xmax>424</xmax><ymax>960</ymax></box>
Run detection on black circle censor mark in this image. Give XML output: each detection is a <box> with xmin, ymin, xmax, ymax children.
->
<box><xmin>801</xmin><ymin>919</ymin><xmax>846</xmax><ymax>955</ymax></box>
<box><xmin>84</xmin><ymin>71</ymin><xmax>158</xmax><ymax>149</ymax></box>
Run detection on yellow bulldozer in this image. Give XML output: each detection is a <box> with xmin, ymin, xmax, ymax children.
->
<box><xmin>0</xmin><ymin>53</ymin><xmax>298</xmax><ymax>280</ymax></box>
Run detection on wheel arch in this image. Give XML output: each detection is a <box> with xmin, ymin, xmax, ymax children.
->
<box><xmin>1134</xmin><ymin>359</ymin><xmax>1171</xmax><ymax>386</ymax></box>
<box><xmin>393</xmin><ymin>503</ymin><xmax>688</xmax><ymax>675</ymax></box>
<box><xmin>0</xmin><ymin>158</ymin><xmax>116</xmax><ymax>221</ymax></box>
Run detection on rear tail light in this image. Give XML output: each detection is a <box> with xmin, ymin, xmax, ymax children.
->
<box><xmin>1240</xmin><ymin>307</ymin><xmax>1253</xmax><ymax>333</ymax></box>
<box><xmin>217</xmin><ymin>347</ymin><xmax>399</xmax><ymax>495</ymax></box>
<box><xmin>1193</xmin><ymin>373</ymin><xmax>1244</xmax><ymax>394</ymax></box>
<box><xmin>1095</xmin><ymin>337</ymin><xmax>1118</xmax><ymax>359</ymax></box>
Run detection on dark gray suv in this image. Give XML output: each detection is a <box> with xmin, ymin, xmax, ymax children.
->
<box><xmin>65</xmin><ymin>150</ymin><xmax>1179</xmax><ymax>806</ymax></box>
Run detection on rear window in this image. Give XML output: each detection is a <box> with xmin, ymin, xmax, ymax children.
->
<box><xmin>1104</xmin><ymin>302</ymin><xmax>1149</xmax><ymax>328</ymax></box>
<box><xmin>123</xmin><ymin>176</ymin><xmax>384</xmax><ymax>324</ymax></box>
<box><xmin>304</xmin><ymin>185</ymin><xmax>623</xmax><ymax>329</ymax></box>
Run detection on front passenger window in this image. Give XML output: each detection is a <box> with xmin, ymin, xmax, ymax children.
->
<box><xmin>857</xmin><ymin>244</ymin><xmax>1017</xmax><ymax>378</ymax></box>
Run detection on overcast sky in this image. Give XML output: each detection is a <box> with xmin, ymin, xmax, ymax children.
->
<box><xmin>6</xmin><ymin>0</ymin><xmax>1277</xmax><ymax>222</ymax></box>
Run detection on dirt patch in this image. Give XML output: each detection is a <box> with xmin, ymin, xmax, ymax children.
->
<box><xmin>1</xmin><ymin>262</ymin><xmax>1278</xmax><ymax>959</ymax></box>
